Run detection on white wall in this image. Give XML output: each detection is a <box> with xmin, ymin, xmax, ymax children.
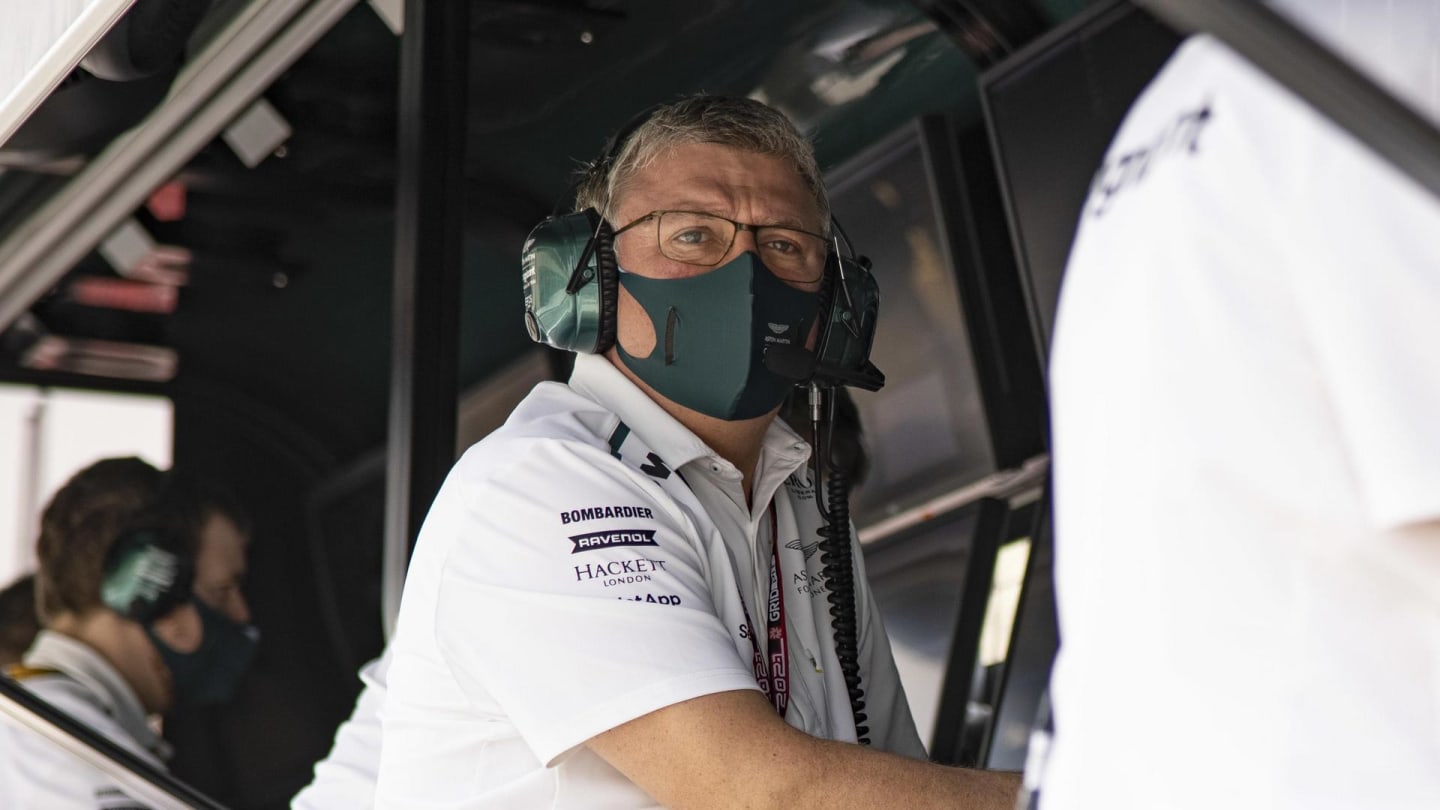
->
<box><xmin>0</xmin><ymin>384</ymin><xmax>171</xmax><ymax>588</ymax></box>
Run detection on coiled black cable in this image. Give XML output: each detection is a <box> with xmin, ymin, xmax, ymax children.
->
<box><xmin>818</xmin><ymin>464</ymin><xmax>869</xmax><ymax>745</ymax></box>
<box><xmin>812</xmin><ymin>387</ymin><xmax>869</xmax><ymax>745</ymax></box>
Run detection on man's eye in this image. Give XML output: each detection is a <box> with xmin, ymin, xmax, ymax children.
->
<box><xmin>762</xmin><ymin>237</ymin><xmax>800</xmax><ymax>255</ymax></box>
<box><xmin>670</xmin><ymin>228</ymin><xmax>714</xmax><ymax>245</ymax></box>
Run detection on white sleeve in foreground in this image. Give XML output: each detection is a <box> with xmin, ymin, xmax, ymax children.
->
<box><xmin>1285</xmin><ymin>114</ymin><xmax>1440</xmax><ymax>530</ymax></box>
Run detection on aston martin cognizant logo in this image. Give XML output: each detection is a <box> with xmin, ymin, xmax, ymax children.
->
<box><xmin>768</xmin><ymin>323</ymin><xmax>790</xmax><ymax>335</ymax></box>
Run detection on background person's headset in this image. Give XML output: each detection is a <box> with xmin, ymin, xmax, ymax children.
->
<box><xmin>100</xmin><ymin>527</ymin><xmax>194</xmax><ymax>624</ymax></box>
<box><xmin>519</xmin><ymin>102</ymin><xmax>883</xmax><ymax>743</ymax></box>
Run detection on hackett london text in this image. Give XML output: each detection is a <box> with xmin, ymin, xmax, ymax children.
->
<box><xmin>573</xmin><ymin>558</ymin><xmax>669</xmax><ymax>581</ymax></box>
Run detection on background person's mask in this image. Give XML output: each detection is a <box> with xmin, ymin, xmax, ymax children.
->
<box><xmin>617</xmin><ymin>252</ymin><xmax>819</xmax><ymax>420</ymax></box>
<box><xmin>148</xmin><ymin>600</ymin><xmax>260</xmax><ymax>707</ymax></box>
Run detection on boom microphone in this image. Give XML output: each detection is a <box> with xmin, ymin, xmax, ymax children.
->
<box><xmin>764</xmin><ymin>344</ymin><xmax>818</xmax><ymax>381</ymax></box>
<box><xmin>763</xmin><ymin>344</ymin><xmax>885</xmax><ymax>391</ymax></box>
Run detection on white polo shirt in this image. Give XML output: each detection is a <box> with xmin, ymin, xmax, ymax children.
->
<box><xmin>375</xmin><ymin>352</ymin><xmax>923</xmax><ymax>808</ymax></box>
<box><xmin>0</xmin><ymin>630</ymin><xmax>171</xmax><ymax>808</ymax></box>
<box><xmin>1046</xmin><ymin>34</ymin><xmax>1440</xmax><ymax>810</ymax></box>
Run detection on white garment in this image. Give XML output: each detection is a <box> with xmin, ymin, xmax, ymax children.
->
<box><xmin>375</xmin><ymin>352</ymin><xmax>923</xmax><ymax>809</ymax></box>
<box><xmin>290</xmin><ymin>652</ymin><xmax>389</xmax><ymax>810</ymax></box>
<box><xmin>0</xmin><ymin>630</ymin><xmax>170</xmax><ymax>808</ymax></box>
<box><xmin>1045</xmin><ymin>32</ymin><xmax>1440</xmax><ymax>810</ymax></box>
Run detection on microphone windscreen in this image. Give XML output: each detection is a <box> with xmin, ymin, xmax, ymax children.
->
<box><xmin>763</xmin><ymin>344</ymin><xmax>817</xmax><ymax>381</ymax></box>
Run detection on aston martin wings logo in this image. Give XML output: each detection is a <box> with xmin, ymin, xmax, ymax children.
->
<box><xmin>768</xmin><ymin>323</ymin><xmax>790</xmax><ymax>335</ymax></box>
<box><xmin>786</xmin><ymin>539</ymin><xmax>820</xmax><ymax>561</ymax></box>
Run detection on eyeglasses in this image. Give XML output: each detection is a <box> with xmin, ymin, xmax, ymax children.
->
<box><xmin>612</xmin><ymin>210</ymin><xmax>829</xmax><ymax>284</ymax></box>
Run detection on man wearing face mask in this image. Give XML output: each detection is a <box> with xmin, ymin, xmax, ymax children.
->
<box><xmin>374</xmin><ymin>96</ymin><xmax>1019</xmax><ymax>809</ymax></box>
<box><xmin>0</xmin><ymin>458</ymin><xmax>259</xmax><ymax>807</ymax></box>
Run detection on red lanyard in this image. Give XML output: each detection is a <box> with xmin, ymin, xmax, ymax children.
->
<box><xmin>743</xmin><ymin>507</ymin><xmax>788</xmax><ymax>717</ymax></box>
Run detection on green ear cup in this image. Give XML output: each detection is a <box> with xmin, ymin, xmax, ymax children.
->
<box><xmin>521</xmin><ymin>209</ymin><xmax>617</xmax><ymax>354</ymax></box>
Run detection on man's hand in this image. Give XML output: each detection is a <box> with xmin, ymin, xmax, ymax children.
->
<box><xmin>587</xmin><ymin>689</ymin><xmax>1021</xmax><ymax>810</ymax></box>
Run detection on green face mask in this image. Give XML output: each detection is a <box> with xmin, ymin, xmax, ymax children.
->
<box><xmin>147</xmin><ymin>600</ymin><xmax>260</xmax><ymax>707</ymax></box>
<box><xmin>617</xmin><ymin>252</ymin><xmax>820</xmax><ymax>420</ymax></box>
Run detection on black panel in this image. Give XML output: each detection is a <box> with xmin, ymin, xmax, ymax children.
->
<box><xmin>923</xmin><ymin>115</ymin><xmax>1047</xmax><ymax>465</ymax></box>
<box><xmin>166</xmin><ymin>381</ymin><xmax>350</xmax><ymax>809</ymax></box>
<box><xmin>307</xmin><ymin>452</ymin><xmax>386</xmax><ymax>679</ymax></box>
<box><xmin>980</xmin><ymin>1</ymin><xmax>1181</xmax><ymax>363</ymax></box>
<box><xmin>827</xmin><ymin>123</ymin><xmax>998</xmax><ymax>517</ymax></box>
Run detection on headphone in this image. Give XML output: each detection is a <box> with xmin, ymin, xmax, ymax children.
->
<box><xmin>100</xmin><ymin>527</ymin><xmax>194</xmax><ymax>624</ymax></box>
<box><xmin>519</xmin><ymin>106</ymin><xmax>885</xmax><ymax>392</ymax></box>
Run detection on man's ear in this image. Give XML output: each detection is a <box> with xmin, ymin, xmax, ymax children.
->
<box><xmin>149</xmin><ymin>603</ymin><xmax>203</xmax><ymax>654</ymax></box>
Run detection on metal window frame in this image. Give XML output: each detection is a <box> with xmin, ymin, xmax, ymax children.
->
<box><xmin>0</xmin><ymin>0</ymin><xmax>362</xmax><ymax>332</ymax></box>
<box><xmin>1136</xmin><ymin>0</ymin><xmax>1440</xmax><ymax>203</ymax></box>
<box><xmin>0</xmin><ymin>675</ymin><xmax>226</xmax><ymax>809</ymax></box>
<box><xmin>379</xmin><ymin>0</ymin><xmax>469</xmax><ymax>640</ymax></box>
<box><xmin>0</xmin><ymin>0</ymin><xmax>140</xmax><ymax>148</ymax></box>
<box><xmin>927</xmin><ymin>496</ymin><xmax>1011</xmax><ymax>766</ymax></box>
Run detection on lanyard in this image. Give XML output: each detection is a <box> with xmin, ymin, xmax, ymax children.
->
<box><xmin>742</xmin><ymin>507</ymin><xmax>788</xmax><ymax>717</ymax></box>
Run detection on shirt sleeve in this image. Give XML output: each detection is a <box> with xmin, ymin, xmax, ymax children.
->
<box><xmin>433</xmin><ymin>439</ymin><xmax>760</xmax><ymax>766</ymax></box>
<box><xmin>852</xmin><ymin>532</ymin><xmax>927</xmax><ymax>760</ymax></box>
<box><xmin>1282</xmin><ymin>104</ymin><xmax>1440</xmax><ymax>531</ymax></box>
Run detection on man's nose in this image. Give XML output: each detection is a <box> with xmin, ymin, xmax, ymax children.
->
<box><xmin>230</xmin><ymin>593</ymin><xmax>252</xmax><ymax>625</ymax></box>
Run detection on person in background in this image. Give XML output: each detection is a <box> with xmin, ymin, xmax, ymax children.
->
<box><xmin>0</xmin><ymin>457</ymin><xmax>259</xmax><ymax>807</ymax></box>
<box><xmin>0</xmin><ymin>574</ymin><xmax>39</xmax><ymax>669</ymax></box>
